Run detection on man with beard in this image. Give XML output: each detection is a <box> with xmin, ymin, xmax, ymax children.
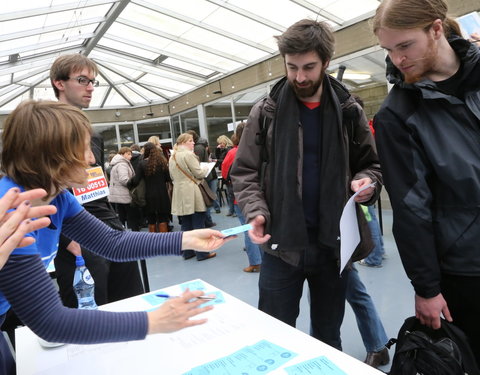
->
<box><xmin>372</xmin><ymin>0</ymin><xmax>480</xmax><ymax>363</ymax></box>
<box><xmin>230</xmin><ymin>19</ymin><xmax>382</xmax><ymax>350</ymax></box>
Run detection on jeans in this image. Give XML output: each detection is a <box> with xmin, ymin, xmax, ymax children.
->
<box><xmin>259</xmin><ymin>251</ymin><xmax>348</xmax><ymax>350</ymax></box>
<box><xmin>363</xmin><ymin>205</ymin><xmax>385</xmax><ymax>266</ymax></box>
<box><xmin>207</xmin><ymin>178</ymin><xmax>220</xmax><ymax>211</ymax></box>
<box><xmin>226</xmin><ymin>183</ymin><xmax>235</xmax><ymax>215</ymax></box>
<box><xmin>234</xmin><ymin>204</ymin><xmax>262</xmax><ymax>266</ymax></box>
<box><xmin>346</xmin><ymin>265</ymin><xmax>388</xmax><ymax>352</ymax></box>
<box><xmin>180</xmin><ymin>212</ymin><xmax>207</xmax><ymax>260</ymax></box>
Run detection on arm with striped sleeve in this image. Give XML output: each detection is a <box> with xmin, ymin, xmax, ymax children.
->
<box><xmin>62</xmin><ymin>209</ymin><xmax>183</xmax><ymax>261</ymax></box>
<box><xmin>0</xmin><ymin>254</ymin><xmax>148</xmax><ymax>344</ymax></box>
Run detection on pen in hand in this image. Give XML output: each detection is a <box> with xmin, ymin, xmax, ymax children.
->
<box><xmin>155</xmin><ymin>293</ymin><xmax>216</xmax><ymax>301</ymax></box>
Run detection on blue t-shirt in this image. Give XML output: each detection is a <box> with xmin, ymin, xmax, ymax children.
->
<box><xmin>0</xmin><ymin>177</ymin><xmax>83</xmax><ymax>313</ymax></box>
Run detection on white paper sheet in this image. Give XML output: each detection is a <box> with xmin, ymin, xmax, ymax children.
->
<box><xmin>200</xmin><ymin>162</ymin><xmax>216</xmax><ymax>177</ymax></box>
<box><xmin>339</xmin><ymin>183</ymin><xmax>376</xmax><ymax>274</ymax></box>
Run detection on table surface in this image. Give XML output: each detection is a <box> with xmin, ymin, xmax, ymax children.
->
<box><xmin>16</xmin><ymin>279</ymin><xmax>383</xmax><ymax>375</ymax></box>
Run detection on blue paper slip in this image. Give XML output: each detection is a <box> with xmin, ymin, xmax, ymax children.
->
<box><xmin>184</xmin><ymin>340</ymin><xmax>297</xmax><ymax>375</ymax></box>
<box><xmin>284</xmin><ymin>356</ymin><xmax>347</xmax><ymax>375</ymax></box>
<box><xmin>221</xmin><ymin>224</ymin><xmax>252</xmax><ymax>238</ymax></box>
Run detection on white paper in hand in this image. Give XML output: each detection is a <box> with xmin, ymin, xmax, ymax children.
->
<box><xmin>339</xmin><ymin>183</ymin><xmax>376</xmax><ymax>274</ymax></box>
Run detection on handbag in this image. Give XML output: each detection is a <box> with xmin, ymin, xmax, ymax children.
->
<box><xmin>173</xmin><ymin>154</ymin><xmax>216</xmax><ymax>207</ymax></box>
<box><xmin>129</xmin><ymin>178</ymin><xmax>146</xmax><ymax>207</ymax></box>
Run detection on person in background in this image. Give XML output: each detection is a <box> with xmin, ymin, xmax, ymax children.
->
<box><xmin>129</xmin><ymin>142</ymin><xmax>171</xmax><ymax>233</ymax></box>
<box><xmin>215</xmin><ymin>135</ymin><xmax>234</xmax><ymax>215</ymax></box>
<box><xmin>223</xmin><ymin>122</ymin><xmax>263</xmax><ymax>273</ymax></box>
<box><xmin>108</xmin><ymin>147</ymin><xmax>139</xmax><ymax>231</ymax></box>
<box><xmin>104</xmin><ymin>150</ymin><xmax>117</xmax><ymax>181</ymax></box>
<box><xmin>50</xmin><ymin>54</ymin><xmax>144</xmax><ymax>311</ymax></box>
<box><xmin>231</xmin><ymin>19</ymin><xmax>381</xmax><ymax>350</ymax></box>
<box><xmin>0</xmin><ymin>188</ymin><xmax>56</xmax><ymax>269</ymax></box>
<box><xmin>186</xmin><ymin>130</ymin><xmax>217</xmax><ymax>228</ymax></box>
<box><xmin>0</xmin><ymin>100</ymin><xmax>231</xmax><ymax>375</ymax></box>
<box><xmin>130</xmin><ymin>144</ymin><xmax>143</xmax><ymax>171</ymax></box>
<box><xmin>372</xmin><ymin>0</ymin><xmax>480</xmax><ymax>362</ymax></box>
<box><xmin>169</xmin><ymin>133</ymin><xmax>216</xmax><ymax>261</ymax></box>
<box><xmin>128</xmin><ymin>143</ymin><xmax>146</xmax><ymax>230</ymax></box>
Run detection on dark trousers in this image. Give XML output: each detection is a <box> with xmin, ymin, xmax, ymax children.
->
<box><xmin>259</xmin><ymin>251</ymin><xmax>349</xmax><ymax>350</ymax></box>
<box><xmin>114</xmin><ymin>203</ymin><xmax>140</xmax><ymax>231</ymax></box>
<box><xmin>0</xmin><ymin>314</ymin><xmax>15</xmax><ymax>375</ymax></box>
<box><xmin>54</xmin><ymin>218</ymin><xmax>144</xmax><ymax>308</ymax></box>
<box><xmin>441</xmin><ymin>273</ymin><xmax>480</xmax><ymax>365</ymax></box>
<box><xmin>180</xmin><ymin>212</ymin><xmax>206</xmax><ymax>260</ymax></box>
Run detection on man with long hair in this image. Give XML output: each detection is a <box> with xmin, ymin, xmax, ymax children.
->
<box><xmin>373</xmin><ymin>0</ymin><xmax>480</xmax><ymax>363</ymax></box>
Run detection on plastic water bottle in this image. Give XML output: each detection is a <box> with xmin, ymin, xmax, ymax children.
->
<box><xmin>73</xmin><ymin>255</ymin><xmax>98</xmax><ymax>310</ymax></box>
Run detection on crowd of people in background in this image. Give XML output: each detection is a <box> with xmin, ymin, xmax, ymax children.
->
<box><xmin>2</xmin><ymin>0</ymin><xmax>480</xmax><ymax>373</ymax></box>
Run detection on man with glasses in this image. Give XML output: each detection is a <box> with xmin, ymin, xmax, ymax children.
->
<box><xmin>50</xmin><ymin>54</ymin><xmax>144</xmax><ymax>308</ymax></box>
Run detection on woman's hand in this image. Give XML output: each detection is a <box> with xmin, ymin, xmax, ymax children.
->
<box><xmin>0</xmin><ymin>188</ymin><xmax>57</xmax><ymax>268</ymax></box>
<box><xmin>181</xmin><ymin>229</ymin><xmax>234</xmax><ymax>252</ymax></box>
<box><xmin>147</xmin><ymin>289</ymin><xmax>213</xmax><ymax>334</ymax></box>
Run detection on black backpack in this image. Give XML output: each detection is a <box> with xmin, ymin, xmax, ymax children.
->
<box><xmin>388</xmin><ymin>316</ymin><xmax>480</xmax><ymax>375</ymax></box>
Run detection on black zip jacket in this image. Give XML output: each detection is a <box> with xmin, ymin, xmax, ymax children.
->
<box><xmin>374</xmin><ymin>35</ymin><xmax>480</xmax><ymax>298</ymax></box>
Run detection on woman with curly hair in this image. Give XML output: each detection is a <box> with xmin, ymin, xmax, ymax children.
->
<box><xmin>129</xmin><ymin>142</ymin><xmax>172</xmax><ymax>232</ymax></box>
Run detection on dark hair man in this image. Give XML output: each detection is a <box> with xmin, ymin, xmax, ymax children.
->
<box><xmin>372</xmin><ymin>0</ymin><xmax>480</xmax><ymax>363</ymax></box>
<box><xmin>231</xmin><ymin>19</ymin><xmax>382</xmax><ymax>350</ymax></box>
<box><xmin>50</xmin><ymin>54</ymin><xmax>144</xmax><ymax>307</ymax></box>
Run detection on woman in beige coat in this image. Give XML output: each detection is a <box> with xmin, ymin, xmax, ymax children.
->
<box><xmin>169</xmin><ymin>133</ymin><xmax>216</xmax><ymax>261</ymax></box>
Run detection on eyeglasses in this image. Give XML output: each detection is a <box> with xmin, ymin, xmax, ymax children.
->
<box><xmin>69</xmin><ymin>76</ymin><xmax>99</xmax><ymax>87</ymax></box>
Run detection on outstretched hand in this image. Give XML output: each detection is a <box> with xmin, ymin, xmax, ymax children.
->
<box><xmin>147</xmin><ymin>289</ymin><xmax>214</xmax><ymax>334</ymax></box>
<box><xmin>0</xmin><ymin>188</ymin><xmax>57</xmax><ymax>268</ymax></box>
<box><xmin>181</xmin><ymin>229</ymin><xmax>234</xmax><ymax>252</ymax></box>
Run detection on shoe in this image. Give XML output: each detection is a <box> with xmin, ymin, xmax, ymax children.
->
<box><xmin>197</xmin><ymin>252</ymin><xmax>216</xmax><ymax>261</ymax></box>
<box><xmin>226</xmin><ymin>212</ymin><xmax>233</xmax><ymax>216</ymax></box>
<box><xmin>232</xmin><ymin>213</ymin><xmax>237</xmax><ymax>217</ymax></box>
<box><xmin>243</xmin><ymin>265</ymin><xmax>260</xmax><ymax>273</ymax></box>
<box><xmin>364</xmin><ymin>347</ymin><xmax>389</xmax><ymax>368</ymax></box>
<box><xmin>183</xmin><ymin>252</ymin><xmax>195</xmax><ymax>260</ymax></box>
<box><xmin>358</xmin><ymin>259</ymin><xmax>382</xmax><ymax>268</ymax></box>
<box><xmin>215</xmin><ymin>209</ymin><xmax>221</xmax><ymax>214</ymax></box>
<box><xmin>205</xmin><ymin>221</ymin><xmax>217</xmax><ymax>228</ymax></box>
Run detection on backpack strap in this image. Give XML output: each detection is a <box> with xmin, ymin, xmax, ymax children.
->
<box><xmin>255</xmin><ymin>98</ymin><xmax>270</xmax><ymax>190</ymax></box>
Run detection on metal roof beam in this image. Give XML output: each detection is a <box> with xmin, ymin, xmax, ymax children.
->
<box><xmin>0</xmin><ymin>73</ymin><xmax>49</xmax><ymax>107</ymax></box>
<box><xmin>0</xmin><ymin>0</ymin><xmax>118</xmax><ymax>22</ymax></box>
<box><xmin>1</xmin><ymin>33</ymin><xmax>95</xmax><ymax>58</ymax></box>
<box><xmin>95</xmin><ymin>61</ymin><xmax>171</xmax><ymax>100</ymax></box>
<box><xmin>0</xmin><ymin>17</ymin><xmax>106</xmax><ymax>42</ymax></box>
<box><xmin>116</xmin><ymin>18</ymin><xmax>250</xmax><ymax>65</ymax></box>
<box><xmin>103</xmin><ymin>34</ymin><xmax>228</xmax><ymax>74</ymax></box>
<box><xmin>206</xmin><ymin>0</ymin><xmax>286</xmax><ymax>32</ymax></box>
<box><xmin>132</xmin><ymin>0</ymin><xmax>275</xmax><ymax>54</ymax></box>
<box><xmin>98</xmin><ymin>70</ymin><xmax>134</xmax><ymax>106</ymax></box>
<box><xmin>290</xmin><ymin>0</ymin><xmax>344</xmax><ymax>25</ymax></box>
<box><xmin>83</xmin><ymin>0</ymin><xmax>131</xmax><ymax>55</ymax></box>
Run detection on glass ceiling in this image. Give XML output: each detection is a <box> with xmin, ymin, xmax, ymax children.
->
<box><xmin>0</xmin><ymin>0</ymin><xmax>382</xmax><ymax>112</ymax></box>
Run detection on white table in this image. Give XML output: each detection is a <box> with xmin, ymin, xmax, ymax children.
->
<box><xmin>16</xmin><ymin>279</ymin><xmax>383</xmax><ymax>374</ymax></box>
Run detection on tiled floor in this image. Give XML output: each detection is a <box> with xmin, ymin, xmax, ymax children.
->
<box><xmin>145</xmin><ymin>205</ymin><xmax>415</xmax><ymax>373</ymax></box>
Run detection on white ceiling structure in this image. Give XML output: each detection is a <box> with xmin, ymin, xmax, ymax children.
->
<box><xmin>0</xmin><ymin>0</ymin><xmax>386</xmax><ymax>113</ymax></box>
